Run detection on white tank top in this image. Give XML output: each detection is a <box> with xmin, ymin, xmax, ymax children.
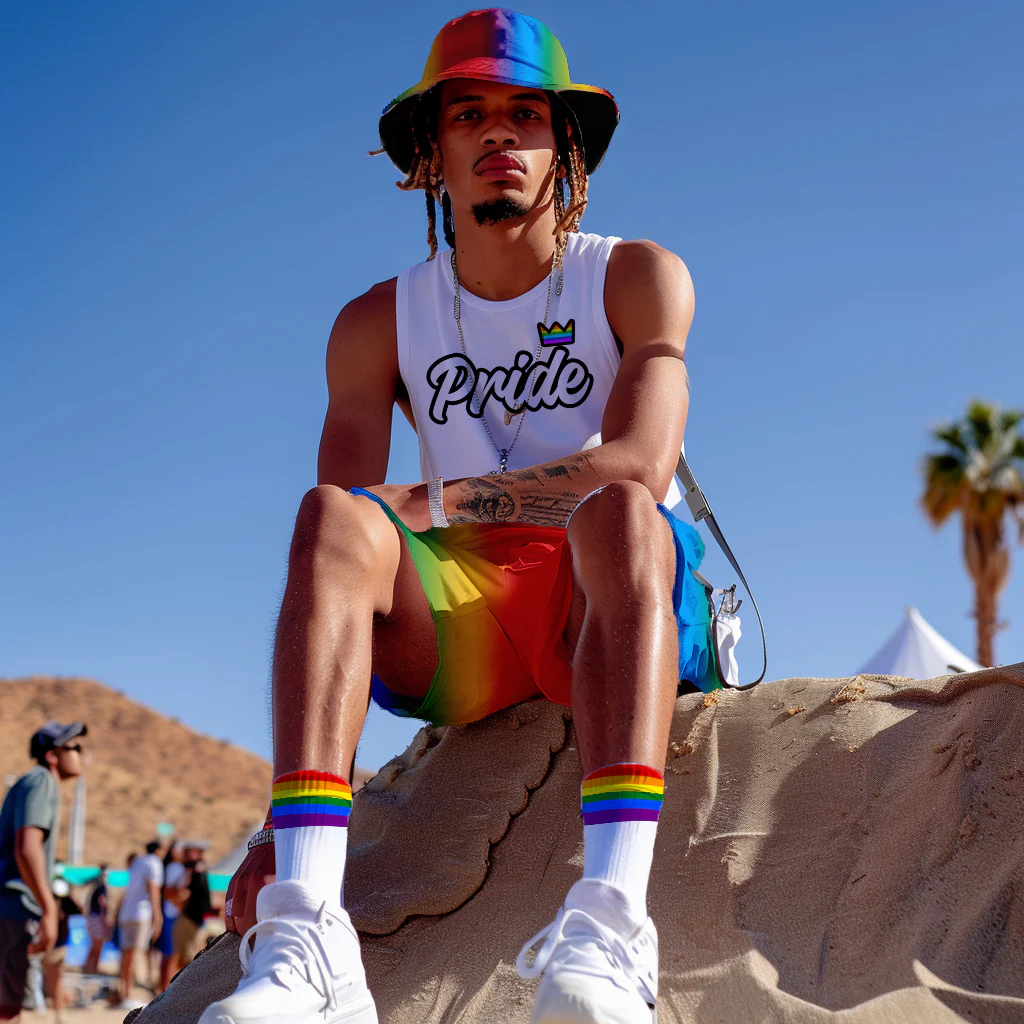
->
<box><xmin>396</xmin><ymin>231</ymin><xmax>683</xmax><ymax>508</ymax></box>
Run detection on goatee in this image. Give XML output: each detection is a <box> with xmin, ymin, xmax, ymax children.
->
<box><xmin>472</xmin><ymin>196</ymin><xmax>532</xmax><ymax>226</ymax></box>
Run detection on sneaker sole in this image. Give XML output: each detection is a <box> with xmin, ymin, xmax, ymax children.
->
<box><xmin>533</xmin><ymin>1016</ymin><xmax>655</xmax><ymax>1024</ymax></box>
<box><xmin>532</xmin><ymin>1003</ymin><xmax>656</xmax><ymax>1024</ymax></box>
<box><xmin>200</xmin><ymin>998</ymin><xmax>378</xmax><ymax>1024</ymax></box>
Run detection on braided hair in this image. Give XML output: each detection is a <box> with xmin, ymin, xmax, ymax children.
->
<box><xmin>371</xmin><ymin>90</ymin><xmax>589</xmax><ymax>265</ymax></box>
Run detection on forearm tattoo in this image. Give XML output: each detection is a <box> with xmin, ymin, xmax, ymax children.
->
<box><xmin>518</xmin><ymin>493</ymin><xmax>582</xmax><ymax>526</ymax></box>
<box><xmin>448</xmin><ymin>453</ymin><xmax>598</xmax><ymax>525</ymax></box>
<box><xmin>452</xmin><ymin>477</ymin><xmax>516</xmax><ymax>524</ymax></box>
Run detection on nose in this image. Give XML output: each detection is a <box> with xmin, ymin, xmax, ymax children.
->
<box><xmin>479</xmin><ymin>111</ymin><xmax>520</xmax><ymax>149</ymax></box>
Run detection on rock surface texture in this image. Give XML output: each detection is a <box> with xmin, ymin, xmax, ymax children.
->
<box><xmin>132</xmin><ymin>664</ymin><xmax>1024</xmax><ymax>1024</ymax></box>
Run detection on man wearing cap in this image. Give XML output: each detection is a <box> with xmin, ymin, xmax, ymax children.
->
<box><xmin>209</xmin><ymin>9</ymin><xmax>702</xmax><ymax>1024</ymax></box>
<box><xmin>0</xmin><ymin>721</ymin><xmax>85</xmax><ymax>1021</ymax></box>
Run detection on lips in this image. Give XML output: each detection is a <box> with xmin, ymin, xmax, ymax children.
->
<box><xmin>475</xmin><ymin>152</ymin><xmax>526</xmax><ymax>175</ymax></box>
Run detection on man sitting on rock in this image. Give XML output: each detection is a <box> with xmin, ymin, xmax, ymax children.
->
<box><xmin>206</xmin><ymin>10</ymin><xmax>708</xmax><ymax>1024</ymax></box>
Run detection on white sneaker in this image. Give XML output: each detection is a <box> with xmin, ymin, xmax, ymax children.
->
<box><xmin>517</xmin><ymin>880</ymin><xmax>658</xmax><ymax>1024</ymax></box>
<box><xmin>198</xmin><ymin>881</ymin><xmax>378</xmax><ymax>1024</ymax></box>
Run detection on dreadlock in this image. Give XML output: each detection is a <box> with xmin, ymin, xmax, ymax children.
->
<box><xmin>549</xmin><ymin>94</ymin><xmax>589</xmax><ymax>267</ymax></box>
<box><xmin>370</xmin><ymin>90</ymin><xmax>589</xmax><ymax>265</ymax></box>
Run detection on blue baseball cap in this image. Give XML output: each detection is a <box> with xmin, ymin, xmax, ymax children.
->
<box><xmin>30</xmin><ymin>720</ymin><xmax>87</xmax><ymax>761</ymax></box>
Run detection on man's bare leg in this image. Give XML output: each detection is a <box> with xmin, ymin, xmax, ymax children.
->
<box><xmin>270</xmin><ymin>485</ymin><xmax>434</xmax><ymax>902</ymax></box>
<box><xmin>567</xmin><ymin>480</ymin><xmax>679</xmax><ymax>776</ymax></box>
<box><xmin>520</xmin><ymin>481</ymin><xmax>675</xmax><ymax>1022</ymax></box>
<box><xmin>117</xmin><ymin>947</ymin><xmax>134</xmax><ymax>1004</ymax></box>
<box><xmin>272</xmin><ymin>486</ymin><xmax>400</xmax><ymax>776</ymax></box>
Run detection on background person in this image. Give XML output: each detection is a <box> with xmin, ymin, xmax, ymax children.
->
<box><xmin>0</xmin><ymin>721</ymin><xmax>86</xmax><ymax>1023</ymax></box>
<box><xmin>83</xmin><ymin>864</ymin><xmax>111</xmax><ymax>976</ymax></box>
<box><xmin>115</xmin><ymin>840</ymin><xmax>162</xmax><ymax>1005</ymax></box>
<box><xmin>156</xmin><ymin>844</ymin><xmax>185</xmax><ymax>993</ymax></box>
<box><xmin>172</xmin><ymin>843</ymin><xmax>212</xmax><ymax>968</ymax></box>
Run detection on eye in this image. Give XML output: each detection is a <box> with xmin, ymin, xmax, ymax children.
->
<box><xmin>516</xmin><ymin>109</ymin><xmax>543</xmax><ymax>120</ymax></box>
<box><xmin>453</xmin><ymin>109</ymin><xmax>481</xmax><ymax>121</ymax></box>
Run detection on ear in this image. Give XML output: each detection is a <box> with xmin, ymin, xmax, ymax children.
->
<box><xmin>44</xmin><ymin>749</ymin><xmax>59</xmax><ymax>768</ymax></box>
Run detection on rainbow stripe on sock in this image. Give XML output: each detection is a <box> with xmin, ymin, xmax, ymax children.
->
<box><xmin>271</xmin><ymin>770</ymin><xmax>352</xmax><ymax>830</ymax></box>
<box><xmin>581</xmin><ymin>764</ymin><xmax>664</xmax><ymax>826</ymax></box>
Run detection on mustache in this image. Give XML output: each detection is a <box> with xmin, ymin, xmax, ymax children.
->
<box><xmin>474</xmin><ymin>151</ymin><xmax>526</xmax><ymax>172</ymax></box>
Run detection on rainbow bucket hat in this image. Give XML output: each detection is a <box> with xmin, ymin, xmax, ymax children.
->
<box><xmin>378</xmin><ymin>8</ymin><xmax>619</xmax><ymax>175</ymax></box>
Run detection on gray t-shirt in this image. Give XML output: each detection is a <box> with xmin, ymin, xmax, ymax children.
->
<box><xmin>0</xmin><ymin>766</ymin><xmax>61</xmax><ymax>919</ymax></box>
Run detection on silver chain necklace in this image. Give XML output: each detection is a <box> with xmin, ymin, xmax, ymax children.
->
<box><xmin>451</xmin><ymin>249</ymin><xmax>563</xmax><ymax>475</ymax></box>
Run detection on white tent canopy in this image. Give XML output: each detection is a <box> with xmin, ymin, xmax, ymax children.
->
<box><xmin>857</xmin><ymin>607</ymin><xmax>981</xmax><ymax>679</ymax></box>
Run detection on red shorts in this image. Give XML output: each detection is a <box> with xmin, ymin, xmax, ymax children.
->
<box><xmin>353</xmin><ymin>488</ymin><xmax>713</xmax><ymax>727</ymax></box>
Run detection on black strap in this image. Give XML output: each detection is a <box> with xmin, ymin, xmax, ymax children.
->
<box><xmin>676</xmin><ymin>454</ymin><xmax>767</xmax><ymax>689</ymax></box>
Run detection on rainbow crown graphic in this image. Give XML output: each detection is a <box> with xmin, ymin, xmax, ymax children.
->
<box><xmin>537</xmin><ymin>319</ymin><xmax>575</xmax><ymax>346</ymax></box>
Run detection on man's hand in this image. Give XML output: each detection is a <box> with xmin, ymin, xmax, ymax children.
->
<box><xmin>225</xmin><ymin>840</ymin><xmax>276</xmax><ymax>938</ymax></box>
<box><xmin>151</xmin><ymin>911</ymin><xmax>163</xmax><ymax>942</ymax></box>
<box><xmin>28</xmin><ymin>905</ymin><xmax>58</xmax><ymax>954</ymax></box>
<box><xmin>359</xmin><ymin>482</ymin><xmax>432</xmax><ymax>532</ymax></box>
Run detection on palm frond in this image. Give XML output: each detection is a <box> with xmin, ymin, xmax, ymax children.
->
<box><xmin>932</xmin><ymin>422</ymin><xmax>968</xmax><ymax>454</ymax></box>
<box><xmin>966</xmin><ymin>399</ymin><xmax>996</xmax><ymax>452</ymax></box>
<box><xmin>921</xmin><ymin>454</ymin><xmax>965</xmax><ymax>525</ymax></box>
<box><xmin>999</xmin><ymin>409</ymin><xmax>1024</xmax><ymax>434</ymax></box>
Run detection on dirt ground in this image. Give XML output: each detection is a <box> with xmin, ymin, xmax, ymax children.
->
<box><xmin>38</xmin><ymin>975</ymin><xmax>164</xmax><ymax>1023</ymax></box>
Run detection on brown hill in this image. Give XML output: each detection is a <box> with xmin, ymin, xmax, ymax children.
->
<box><xmin>0</xmin><ymin>676</ymin><xmax>272</xmax><ymax>867</ymax></box>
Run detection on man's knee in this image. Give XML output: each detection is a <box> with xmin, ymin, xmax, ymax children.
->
<box><xmin>567</xmin><ymin>480</ymin><xmax>663</xmax><ymax>548</ymax></box>
<box><xmin>567</xmin><ymin>480</ymin><xmax>674</xmax><ymax>593</ymax></box>
<box><xmin>289</xmin><ymin>485</ymin><xmax>391</xmax><ymax>583</ymax></box>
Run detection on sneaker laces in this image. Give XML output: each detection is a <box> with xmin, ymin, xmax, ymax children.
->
<box><xmin>516</xmin><ymin>905</ymin><xmax>655</xmax><ymax>1001</ymax></box>
<box><xmin>239</xmin><ymin>903</ymin><xmax>340</xmax><ymax>1012</ymax></box>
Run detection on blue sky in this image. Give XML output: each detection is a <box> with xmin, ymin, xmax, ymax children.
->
<box><xmin>2</xmin><ymin>1</ymin><xmax>1021</xmax><ymax>777</ymax></box>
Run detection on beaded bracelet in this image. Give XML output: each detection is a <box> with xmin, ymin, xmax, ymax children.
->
<box><xmin>247</xmin><ymin>828</ymin><xmax>275</xmax><ymax>851</ymax></box>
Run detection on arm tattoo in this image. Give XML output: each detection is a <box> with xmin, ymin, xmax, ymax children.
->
<box><xmin>448</xmin><ymin>454</ymin><xmax>597</xmax><ymax>526</ymax></box>
<box><xmin>518</xmin><ymin>493</ymin><xmax>581</xmax><ymax>527</ymax></box>
<box><xmin>511</xmin><ymin>468</ymin><xmax>544</xmax><ymax>486</ymax></box>
<box><xmin>454</xmin><ymin>477</ymin><xmax>516</xmax><ymax>523</ymax></box>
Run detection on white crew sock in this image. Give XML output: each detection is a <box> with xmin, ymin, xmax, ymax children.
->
<box><xmin>274</xmin><ymin>824</ymin><xmax>348</xmax><ymax>906</ymax></box>
<box><xmin>271</xmin><ymin>770</ymin><xmax>351</xmax><ymax>909</ymax></box>
<box><xmin>583</xmin><ymin>819</ymin><xmax>659</xmax><ymax>920</ymax></box>
<box><xmin>580</xmin><ymin>763</ymin><xmax>665</xmax><ymax>922</ymax></box>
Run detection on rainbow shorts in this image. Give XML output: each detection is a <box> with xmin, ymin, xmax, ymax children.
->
<box><xmin>352</xmin><ymin>488</ymin><xmax>716</xmax><ymax>727</ymax></box>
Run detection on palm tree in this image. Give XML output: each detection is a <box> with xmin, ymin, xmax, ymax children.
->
<box><xmin>921</xmin><ymin>401</ymin><xmax>1024</xmax><ymax>666</ymax></box>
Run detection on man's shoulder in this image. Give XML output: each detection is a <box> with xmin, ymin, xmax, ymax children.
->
<box><xmin>606</xmin><ymin>240</ymin><xmax>693</xmax><ymax>311</ymax></box>
<box><xmin>603</xmin><ymin>240</ymin><xmax>694</xmax><ymax>355</ymax></box>
<box><xmin>333</xmin><ymin>278</ymin><xmax>398</xmax><ymax>337</ymax></box>
<box><xmin>327</xmin><ymin>278</ymin><xmax>399</xmax><ymax>368</ymax></box>
<box><xmin>607</xmin><ymin>239</ymin><xmax>690</xmax><ymax>284</ymax></box>
<box><xmin>14</xmin><ymin>766</ymin><xmax>55</xmax><ymax>801</ymax></box>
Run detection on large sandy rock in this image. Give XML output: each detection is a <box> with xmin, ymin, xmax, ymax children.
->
<box><xmin>133</xmin><ymin>664</ymin><xmax>1024</xmax><ymax>1024</ymax></box>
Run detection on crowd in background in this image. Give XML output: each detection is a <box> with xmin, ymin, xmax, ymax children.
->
<box><xmin>83</xmin><ymin>836</ymin><xmax>215</xmax><ymax>1008</ymax></box>
<box><xmin>0</xmin><ymin>721</ymin><xmax>222</xmax><ymax>1019</ymax></box>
